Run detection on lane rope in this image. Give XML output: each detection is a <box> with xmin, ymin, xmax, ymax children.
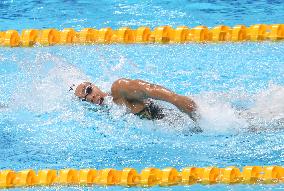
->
<box><xmin>0</xmin><ymin>166</ymin><xmax>283</xmax><ymax>188</ymax></box>
<box><xmin>0</xmin><ymin>24</ymin><xmax>284</xmax><ymax>47</ymax></box>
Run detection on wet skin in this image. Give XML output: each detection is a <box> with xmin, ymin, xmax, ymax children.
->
<box><xmin>75</xmin><ymin>78</ymin><xmax>197</xmax><ymax>120</ymax></box>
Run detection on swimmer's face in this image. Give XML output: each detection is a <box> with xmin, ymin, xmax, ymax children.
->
<box><xmin>75</xmin><ymin>82</ymin><xmax>106</xmax><ymax>105</ymax></box>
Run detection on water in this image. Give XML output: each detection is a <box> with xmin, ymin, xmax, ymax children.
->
<box><xmin>1</xmin><ymin>0</ymin><xmax>284</xmax><ymax>31</ymax></box>
<box><xmin>1</xmin><ymin>0</ymin><xmax>284</xmax><ymax>190</ymax></box>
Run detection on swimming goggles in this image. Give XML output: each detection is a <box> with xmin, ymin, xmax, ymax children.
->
<box><xmin>81</xmin><ymin>84</ymin><xmax>93</xmax><ymax>101</ymax></box>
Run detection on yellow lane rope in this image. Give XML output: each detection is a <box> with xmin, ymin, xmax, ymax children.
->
<box><xmin>0</xmin><ymin>166</ymin><xmax>283</xmax><ymax>188</ymax></box>
<box><xmin>0</xmin><ymin>24</ymin><xmax>284</xmax><ymax>47</ymax></box>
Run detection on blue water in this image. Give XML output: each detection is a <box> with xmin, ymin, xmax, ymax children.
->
<box><xmin>1</xmin><ymin>0</ymin><xmax>284</xmax><ymax>191</ymax></box>
<box><xmin>1</xmin><ymin>0</ymin><xmax>284</xmax><ymax>30</ymax></box>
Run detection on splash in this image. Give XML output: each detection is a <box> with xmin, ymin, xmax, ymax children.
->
<box><xmin>242</xmin><ymin>84</ymin><xmax>284</xmax><ymax>131</ymax></box>
<box><xmin>249</xmin><ymin>83</ymin><xmax>284</xmax><ymax>120</ymax></box>
<box><xmin>4</xmin><ymin>50</ymin><xmax>283</xmax><ymax>135</ymax></box>
<box><xmin>95</xmin><ymin>48</ymin><xmax>140</xmax><ymax>91</ymax></box>
<box><xmin>196</xmin><ymin>94</ymin><xmax>249</xmax><ymax>134</ymax></box>
<box><xmin>194</xmin><ymin>83</ymin><xmax>284</xmax><ymax>134</ymax></box>
<box><xmin>11</xmin><ymin>52</ymin><xmax>90</xmax><ymax>113</ymax></box>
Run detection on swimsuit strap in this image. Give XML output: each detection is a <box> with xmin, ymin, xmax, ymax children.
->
<box><xmin>135</xmin><ymin>101</ymin><xmax>165</xmax><ymax>120</ymax></box>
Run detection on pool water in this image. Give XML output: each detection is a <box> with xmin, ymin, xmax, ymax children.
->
<box><xmin>1</xmin><ymin>0</ymin><xmax>284</xmax><ymax>30</ymax></box>
<box><xmin>1</xmin><ymin>0</ymin><xmax>284</xmax><ymax>190</ymax></box>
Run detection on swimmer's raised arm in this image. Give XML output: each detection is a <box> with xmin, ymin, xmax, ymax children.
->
<box><xmin>111</xmin><ymin>78</ymin><xmax>197</xmax><ymax>120</ymax></box>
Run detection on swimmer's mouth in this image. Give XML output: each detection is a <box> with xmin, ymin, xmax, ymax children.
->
<box><xmin>98</xmin><ymin>97</ymin><xmax>104</xmax><ymax>105</ymax></box>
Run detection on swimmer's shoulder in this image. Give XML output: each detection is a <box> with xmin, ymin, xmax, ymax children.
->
<box><xmin>112</xmin><ymin>78</ymin><xmax>138</xmax><ymax>87</ymax></box>
<box><xmin>112</xmin><ymin>78</ymin><xmax>130</xmax><ymax>86</ymax></box>
<box><xmin>111</xmin><ymin>78</ymin><xmax>134</xmax><ymax>102</ymax></box>
<box><xmin>111</xmin><ymin>78</ymin><xmax>129</xmax><ymax>93</ymax></box>
<box><xmin>111</xmin><ymin>78</ymin><xmax>142</xmax><ymax>95</ymax></box>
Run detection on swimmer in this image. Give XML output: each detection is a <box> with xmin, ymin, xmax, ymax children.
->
<box><xmin>72</xmin><ymin>78</ymin><xmax>198</xmax><ymax>121</ymax></box>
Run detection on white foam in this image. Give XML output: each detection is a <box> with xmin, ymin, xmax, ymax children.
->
<box><xmin>194</xmin><ymin>93</ymin><xmax>249</xmax><ymax>134</ymax></box>
<box><xmin>7</xmin><ymin>51</ymin><xmax>284</xmax><ymax>134</ymax></box>
<box><xmin>193</xmin><ymin>83</ymin><xmax>284</xmax><ymax>134</ymax></box>
<box><xmin>12</xmin><ymin>53</ymin><xmax>90</xmax><ymax>114</ymax></box>
<box><xmin>249</xmin><ymin>83</ymin><xmax>284</xmax><ymax>121</ymax></box>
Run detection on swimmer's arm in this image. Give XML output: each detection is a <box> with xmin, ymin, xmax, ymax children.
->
<box><xmin>151</xmin><ymin>89</ymin><xmax>198</xmax><ymax>121</ymax></box>
<box><xmin>112</xmin><ymin>78</ymin><xmax>197</xmax><ymax>119</ymax></box>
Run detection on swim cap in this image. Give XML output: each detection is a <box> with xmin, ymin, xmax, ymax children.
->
<box><xmin>68</xmin><ymin>80</ymin><xmax>87</xmax><ymax>94</ymax></box>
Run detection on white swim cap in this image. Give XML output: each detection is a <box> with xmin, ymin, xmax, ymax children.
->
<box><xmin>68</xmin><ymin>80</ymin><xmax>88</xmax><ymax>93</ymax></box>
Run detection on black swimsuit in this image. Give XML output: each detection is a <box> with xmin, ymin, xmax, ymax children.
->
<box><xmin>135</xmin><ymin>101</ymin><xmax>165</xmax><ymax>120</ymax></box>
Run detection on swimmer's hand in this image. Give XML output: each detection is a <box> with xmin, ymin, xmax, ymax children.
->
<box><xmin>171</xmin><ymin>95</ymin><xmax>199</xmax><ymax>121</ymax></box>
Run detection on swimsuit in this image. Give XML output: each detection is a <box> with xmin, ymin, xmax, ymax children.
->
<box><xmin>135</xmin><ymin>101</ymin><xmax>165</xmax><ymax>120</ymax></box>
